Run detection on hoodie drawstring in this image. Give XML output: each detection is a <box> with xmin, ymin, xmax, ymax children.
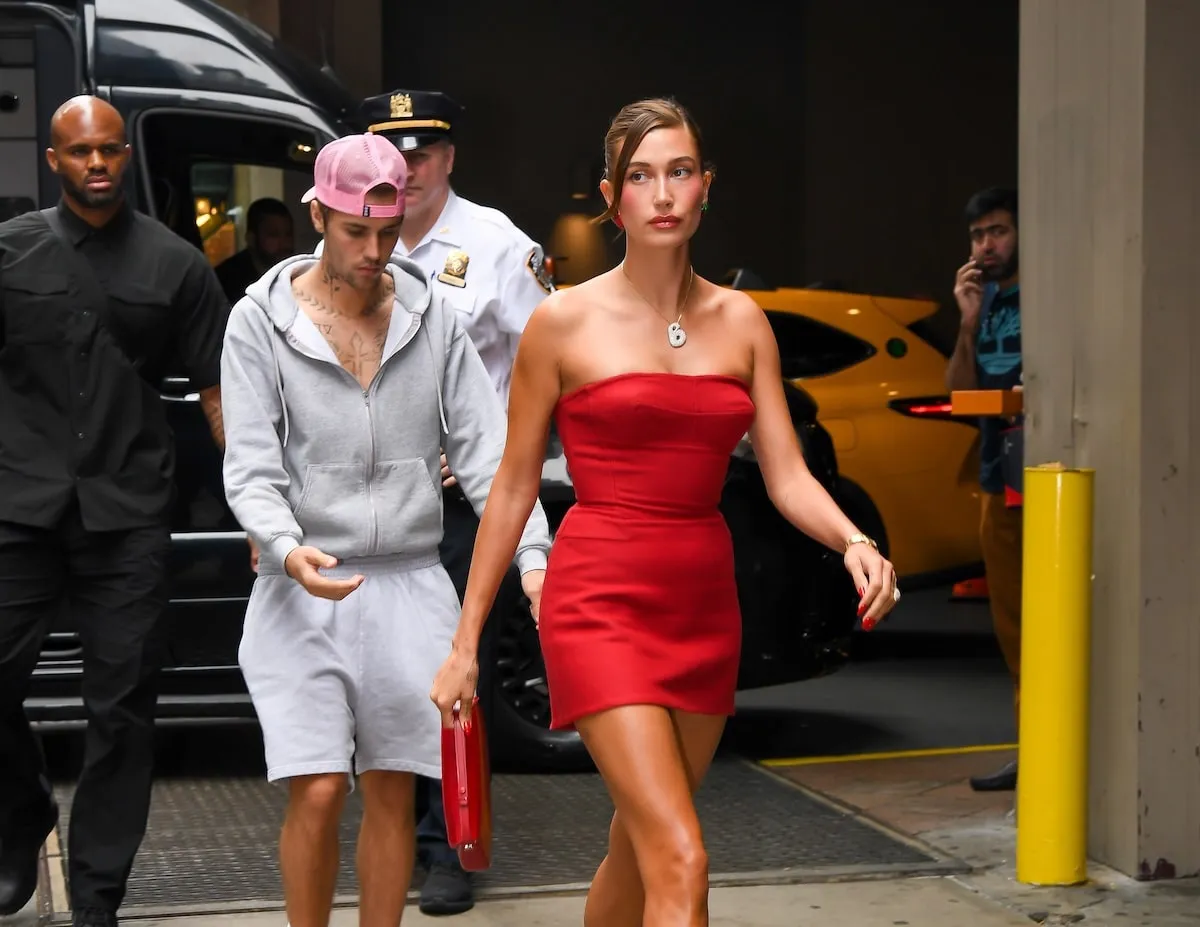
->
<box><xmin>271</xmin><ymin>333</ymin><xmax>290</xmax><ymax>446</ymax></box>
<box><xmin>423</xmin><ymin>322</ymin><xmax>449</xmax><ymax>436</ymax></box>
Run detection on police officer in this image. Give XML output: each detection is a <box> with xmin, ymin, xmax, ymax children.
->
<box><xmin>358</xmin><ymin>89</ymin><xmax>553</xmax><ymax>915</ymax></box>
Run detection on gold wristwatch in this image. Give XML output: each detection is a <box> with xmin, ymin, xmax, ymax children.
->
<box><xmin>844</xmin><ymin>533</ymin><xmax>878</xmax><ymax>552</ymax></box>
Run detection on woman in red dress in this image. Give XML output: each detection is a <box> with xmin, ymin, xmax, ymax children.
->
<box><xmin>431</xmin><ymin>98</ymin><xmax>899</xmax><ymax>926</ymax></box>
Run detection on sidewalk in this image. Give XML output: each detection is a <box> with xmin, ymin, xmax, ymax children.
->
<box><xmin>13</xmin><ymin>749</ymin><xmax>1199</xmax><ymax>926</ymax></box>
<box><xmin>14</xmin><ymin>881</ymin><xmax>1032</xmax><ymax>927</ymax></box>
<box><xmin>774</xmin><ymin>747</ymin><xmax>1200</xmax><ymax>925</ymax></box>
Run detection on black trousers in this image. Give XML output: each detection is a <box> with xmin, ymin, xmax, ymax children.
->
<box><xmin>0</xmin><ymin>502</ymin><xmax>170</xmax><ymax>915</ymax></box>
<box><xmin>415</xmin><ymin>489</ymin><xmax>479</xmax><ymax>870</ymax></box>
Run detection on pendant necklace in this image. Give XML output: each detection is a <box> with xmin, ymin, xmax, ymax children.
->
<box><xmin>622</xmin><ymin>264</ymin><xmax>694</xmax><ymax>349</ymax></box>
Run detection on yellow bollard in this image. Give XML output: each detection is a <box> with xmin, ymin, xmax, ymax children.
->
<box><xmin>1015</xmin><ymin>462</ymin><xmax>1095</xmax><ymax>886</ymax></box>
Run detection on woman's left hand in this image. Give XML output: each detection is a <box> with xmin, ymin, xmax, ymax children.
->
<box><xmin>844</xmin><ymin>544</ymin><xmax>899</xmax><ymax>631</ymax></box>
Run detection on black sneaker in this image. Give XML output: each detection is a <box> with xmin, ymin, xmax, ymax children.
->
<box><xmin>418</xmin><ymin>861</ymin><xmax>475</xmax><ymax>916</ymax></box>
<box><xmin>72</xmin><ymin>908</ymin><xmax>118</xmax><ymax>927</ymax></box>
<box><xmin>0</xmin><ymin>795</ymin><xmax>59</xmax><ymax>916</ymax></box>
<box><xmin>969</xmin><ymin>759</ymin><xmax>1018</xmax><ymax>792</ymax></box>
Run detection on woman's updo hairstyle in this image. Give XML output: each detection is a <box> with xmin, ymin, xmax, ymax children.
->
<box><xmin>595</xmin><ymin>97</ymin><xmax>713</xmax><ymax>226</ymax></box>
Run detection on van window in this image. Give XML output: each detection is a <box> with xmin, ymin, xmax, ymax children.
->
<box><xmin>136</xmin><ymin>110</ymin><xmax>321</xmax><ymax>261</ymax></box>
<box><xmin>191</xmin><ymin>162</ymin><xmax>298</xmax><ymax>269</ymax></box>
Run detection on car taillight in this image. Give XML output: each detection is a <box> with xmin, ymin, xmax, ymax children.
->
<box><xmin>888</xmin><ymin>396</ymin><xmax>955</xmax><ymax>421</ymax></box>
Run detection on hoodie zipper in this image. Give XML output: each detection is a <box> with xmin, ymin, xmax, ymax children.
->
<box><xmin>358</xmin><ymin>310</ymin><xmax>423</xmax><ymax>557</ymax></box>
<box><xmin>363</xmin><ymin>389</ymin><xmax>378</xmax><ymax>555</ymax></box>
<box><xmin>282</xmin><ymin>304</ymin><xmax>424</xmax><ymax>559</ymax></box>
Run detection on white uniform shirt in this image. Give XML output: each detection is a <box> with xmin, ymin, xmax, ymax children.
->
<box><xmin>398</xmin><ymin>192</ymin><xmax>553</xmax><ymax>406</ymax></box>
<box><xmin>315</xmin><ymin>191</ymin><xmax>552</xmax><ymax>407</ymax></box>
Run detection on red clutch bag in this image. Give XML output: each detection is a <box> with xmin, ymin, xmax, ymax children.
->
<box><xmin>440</xmin><ymin>696</ymin><xmax>492</xmax><ymax>871</ymax></box>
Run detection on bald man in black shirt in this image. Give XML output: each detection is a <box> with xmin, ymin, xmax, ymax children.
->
<box><xmin>0</xmin><ymin>96</ymin><xmax>227</xmax><ymax>927</ymax></box>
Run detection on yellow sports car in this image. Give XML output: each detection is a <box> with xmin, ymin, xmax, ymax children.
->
<box><xmin>728</xmin><ymin>272</ymin><xmax>984</xmax><ymax>586</ymax></box>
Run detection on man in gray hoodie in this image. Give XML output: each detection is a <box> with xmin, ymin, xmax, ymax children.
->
<box><xmin>219</xmin><ymin>133</ymin><xmax>551</xmax><ymax>926</ymax></box>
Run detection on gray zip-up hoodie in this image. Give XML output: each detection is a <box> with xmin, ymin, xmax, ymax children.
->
<box><xmin>220</xmin><ymin>253</ymin><xmax>551</xmax><ymax>577</ymax></box>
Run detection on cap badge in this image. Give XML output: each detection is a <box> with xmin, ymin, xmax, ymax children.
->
<box><xmin>390</xmin><ymin>93</ymin><xmax>413</xmax><ymax>119</ymax></box>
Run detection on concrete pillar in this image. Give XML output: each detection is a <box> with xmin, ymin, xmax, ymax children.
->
<box><xmin>1019</xmin><ymin>0</ymin><xmax>1200</xmax><ymax>879</ymax></box>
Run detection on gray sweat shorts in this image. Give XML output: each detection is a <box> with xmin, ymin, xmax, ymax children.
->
<box><xmin>238</xmin><ymin>551</ymin><xmax>457</xmax><ymax>783</ymax></box>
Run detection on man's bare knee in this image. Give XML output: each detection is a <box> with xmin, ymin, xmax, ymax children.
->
<box><xmin>358</xmin><ymin>771</ymin><xmax>415</xmax><ymax>823</ymax></box>
<box><xmin>287</xmin><ymin>773</ymin><xmax>347</xmax><ymax>822</ymax></box>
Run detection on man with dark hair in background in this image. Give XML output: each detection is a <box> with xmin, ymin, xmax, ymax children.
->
<box><xmin>214</xmin><ymin>197</ymin><xmax>295</xmax><ymax>304</ymax></box>
<box><xmin>945</xmin><ymin>186</ymin><xmax>1023</xmax><ymax>793</ymax></box>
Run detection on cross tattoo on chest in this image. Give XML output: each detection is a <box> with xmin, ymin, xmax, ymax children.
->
<box><xmin>294</xmin><ymin>272</ymin><xmax>394</xmax><ymax>389</ymax></box>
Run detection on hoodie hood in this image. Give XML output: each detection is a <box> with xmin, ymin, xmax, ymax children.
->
<box><xmin>239</xmin><ymin>252</ymin><xmax>448</xmax><ymax>445</ymax></box>
<box><xmin>245</xmin><ymin>252</ymin><xmax>434</xmax><ymax>333</ymax></box>
<box><xmin>219</xmin><ymin>248</ymin><xmax>552</xmax><ymax>576</ymax></box>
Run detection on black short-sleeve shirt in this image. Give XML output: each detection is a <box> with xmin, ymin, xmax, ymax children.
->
<box><xmin>0</xmin><ymin>199</ymin><xmax>229</xmax><ymax>531</ymax></box>
<box><xmin>973</xmin><ymin>283</ymin><xmax>1022</xmax><ymax>494</ymax></box>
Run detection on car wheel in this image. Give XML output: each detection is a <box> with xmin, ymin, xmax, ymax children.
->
<box><xmin>836</xmin><ymin>478</ymin><xmax>890</xmax><ymax>558</ymax></box>
<box><xmin>478</xmin><ymin>570</ymin><xmax>592</xmax><ymax>773</ymax></box>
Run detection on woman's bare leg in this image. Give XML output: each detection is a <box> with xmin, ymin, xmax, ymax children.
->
<box><xmin>575</xmin><ymin>705</ymin><xmax>725</xmax><ymax>927</ymax></box>
<box><xmin>583</xmin><ymin>709</ymin><xmax>726</xmax><ymax>927</ymax></box>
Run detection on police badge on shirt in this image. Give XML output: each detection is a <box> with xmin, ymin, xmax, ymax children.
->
<box><xmin>437</xmin><ymin>250</ymin><xmax>469</xmax><ymax>288</ymax></box>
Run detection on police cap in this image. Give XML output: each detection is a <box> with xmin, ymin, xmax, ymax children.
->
<box><xmin>361</xmin><ymin>89</ymin><xmax>463</xmax><ymax>152</ymax></box>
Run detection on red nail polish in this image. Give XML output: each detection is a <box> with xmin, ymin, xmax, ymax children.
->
<box><xmin>863</xmin><ymin>617</ymin><xmax>875</xmax><ymax>631</ymax></box>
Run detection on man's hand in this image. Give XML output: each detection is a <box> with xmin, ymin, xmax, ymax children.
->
<box><xmin>284</xmin><ymin>546</ymin><xmax>364</xmax><ymax>600</ymax></box>
<box><xmin>247</xmin><ymin>537</ymin><xmax>260</xmax><ymax>573</ymax></box>
<box><xmin>199</xmin><ymin>385</ymin><xmax>225</xmax><ymax>451</ymax></box>
<box><xmin>953</xmin><ymin>259</ymin><xmax>984</xmax><ymax>330</ymax></box>
<box><xmin>440</xmin><ymin>451</ymin><xmax>457</xmax><ymax>488</ymax></box>
<box><xmin>521</xmin><ymin>569</ymin><xmax>545</xmax><ymax>627</ymax></box>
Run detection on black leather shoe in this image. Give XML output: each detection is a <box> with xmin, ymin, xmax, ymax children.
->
<box><xmin>0</xmin><ymin>795</ymin><xmax>59</xmax><ymax>916</ymax></box>
<box><xmin>419</xmin><ymin>860</ymin><xmax>475</xmax><ymax>916</ymax></box>
<box><xmin>970</xmin><ymin>759</ymin><xmax>1018</xmax><ymax>792</ymax></box>
<box><xmin>73</xmin><ymin>908</ymin><xmax>118</xmax><ymax>927</ymax></box>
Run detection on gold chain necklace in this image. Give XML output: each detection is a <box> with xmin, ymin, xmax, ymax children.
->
<box><xmin>621</xmin><ymin>264</ymin><xmax>695</xmax><ymax>349</ymax></box>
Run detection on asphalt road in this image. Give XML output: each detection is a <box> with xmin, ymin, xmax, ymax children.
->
<box><xmin>727</xmin><ymin>585</ymin><xmax>1015</xmax><ymax>762</ymax></box>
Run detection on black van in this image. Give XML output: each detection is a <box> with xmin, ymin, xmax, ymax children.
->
<box><xmin>4</xmin><ymin>0</ymin><xmax>857</xmax><ymax>771</ymax></box>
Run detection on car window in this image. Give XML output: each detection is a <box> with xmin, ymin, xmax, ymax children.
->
<box><xmin>764</xmin><ymin>310</ymin><xmax>877</xmax><ymax>379</ymax></box>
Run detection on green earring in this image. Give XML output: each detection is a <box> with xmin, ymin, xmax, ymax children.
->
<box><xmin>701</xmin><ymin>201</ymin><xmax>709</xmax><ymax>212</ymax></box>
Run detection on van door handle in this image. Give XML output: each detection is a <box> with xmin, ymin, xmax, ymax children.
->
<box><xmin>160</xmin><ymin>376</ymin><xmax>200</xmax><ymax>402</ymax></box>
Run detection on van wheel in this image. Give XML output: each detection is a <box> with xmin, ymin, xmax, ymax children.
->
<box><xmin>478</xmin><ymin>570</ymin><xmax>591</xmax><ymax>772</ymax></box>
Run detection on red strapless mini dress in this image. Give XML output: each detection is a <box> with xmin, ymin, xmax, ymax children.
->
<box><xmin>537</xmin><ymin>372</ymin><xmax>756</xmax><ymax>730</ymax></box>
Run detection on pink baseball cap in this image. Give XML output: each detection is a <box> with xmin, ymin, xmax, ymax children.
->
<box><xmin>300</xmin><ymin>134</ymin><xmax>407</xmax><ymax>218</ymax></box>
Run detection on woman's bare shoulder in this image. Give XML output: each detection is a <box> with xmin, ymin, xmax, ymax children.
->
<box><xmin>527</xmin><ymin>273</ymin><xmax>615</xmax><ymax>334</ymax></box>
<box><xmin>711</xmin><ymin>281</ymin><xmax>764</xmax><ymax>318</ymax></box>
<box><xmin>693</xmin><ymin>276</ymin><xmax>768</xmax><ymax>332</ymax></box>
